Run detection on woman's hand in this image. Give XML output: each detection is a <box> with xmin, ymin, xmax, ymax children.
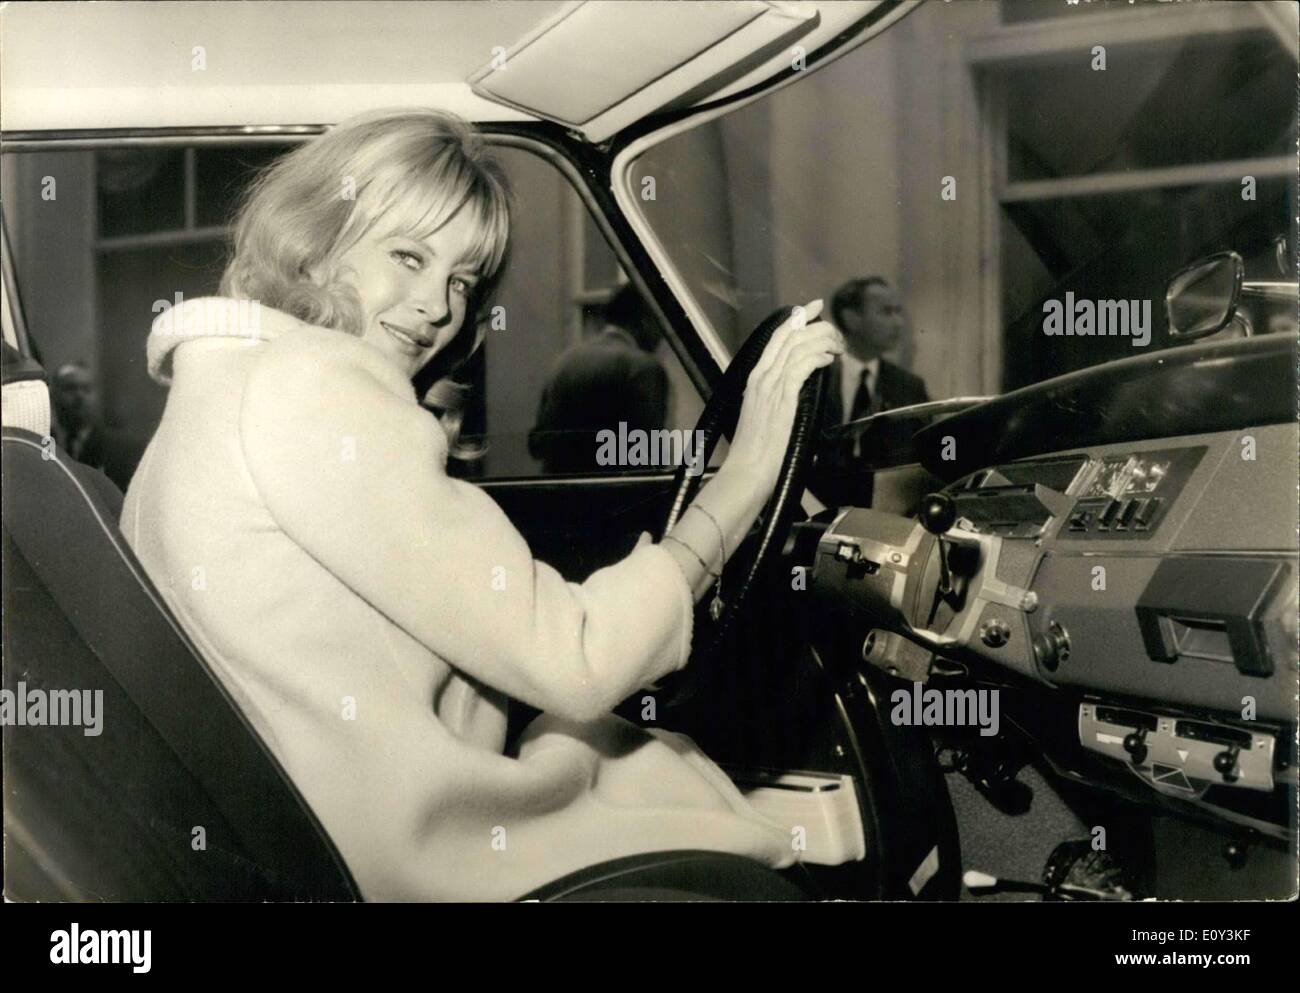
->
<box><xmin>725</xmin><ymin>299</ymin><xmax>844</xmax><ymax>487</ymax></box>
<box><xmin>659</xmin><ymin>299</ymin><xmax>842</xmax><ymax>601</ymax></box>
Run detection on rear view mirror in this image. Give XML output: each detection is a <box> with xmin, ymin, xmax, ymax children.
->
<box><xmin>1165</xmin><ymin>251</ymin><xmax>1243</xmax><ymax>340</ymax></box>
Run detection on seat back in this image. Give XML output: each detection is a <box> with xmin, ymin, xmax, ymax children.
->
<box><xmin>2</xmin><ymin>350</ymin><xmax>359</xmax><ymax>900</ymax></box>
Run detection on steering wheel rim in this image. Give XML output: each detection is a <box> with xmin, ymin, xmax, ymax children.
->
<box><xmin>661</xmin><ymin>305</ymin><xmax>831</xmax><ymax>670</ymax></box>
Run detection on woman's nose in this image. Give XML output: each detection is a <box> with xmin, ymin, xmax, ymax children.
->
<box><xmin>413</xmin><ymin>288</ymin><xmax>450</xmax><ymax>326</ymax></box>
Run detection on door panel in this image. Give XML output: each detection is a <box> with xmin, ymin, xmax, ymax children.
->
<box><xmin>481</xmin><ymin>471</ymin><xmax>712</xmax><ymax>581</ymax></box>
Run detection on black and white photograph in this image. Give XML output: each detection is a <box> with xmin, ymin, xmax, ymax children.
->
<box><xmin>1</xmin><ymin>0</ymin><xmax>1297</xmax><ymax>970</ymax></box>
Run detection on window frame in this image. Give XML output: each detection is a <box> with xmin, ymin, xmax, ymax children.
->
<box><xmin>1</xmin><ymin>210</ymin><xmax>35</xmax><ymax>355</ymax></box>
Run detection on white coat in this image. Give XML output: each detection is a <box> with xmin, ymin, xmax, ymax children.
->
<box><xmin>121</xmin><ymin>297</ymin><xmax>792</xmax><ymax>900</ymax></box>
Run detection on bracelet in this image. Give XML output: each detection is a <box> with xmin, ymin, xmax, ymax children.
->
<box><xmin>688</xmin><ymin>502</ymin><xmax>727</xmax><ymax>566</ymax></box>
<box><xmin>688</xmin><ymin>503</ymin><xmax>729</xmax><ymax>622</ymax></box>
<box><xmin>661</xmin><ymin>533</ymin><xmax>719</xmax><ymax>579</ymax></box>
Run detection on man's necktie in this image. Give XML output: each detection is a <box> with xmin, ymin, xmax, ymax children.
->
<box><xmin>849</xmin><ymin>368</ymin><xmax>876</xmax><ymax>422</ymax></box>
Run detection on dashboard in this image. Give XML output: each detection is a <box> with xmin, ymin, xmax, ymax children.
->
<box><xmin>811</xmin><ymin>421</ymin><xmax>1298</xmax><ymax>833</ymax></box>
<box><xmin>937</xmin><ymin>426</ymin><xmax>1296</xmax><ymax>710</ymax></box>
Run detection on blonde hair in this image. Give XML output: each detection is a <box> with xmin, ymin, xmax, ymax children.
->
<box><xmin>220</xmin><ymin>109</ymin><xmax>511</xmax><ymax>456</ymax></box>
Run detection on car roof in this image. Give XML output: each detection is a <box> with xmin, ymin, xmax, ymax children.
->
<box><xmin>1</xmin><ymin>1</ymin><xmax>891</xmax><ymax>140</ymax></box>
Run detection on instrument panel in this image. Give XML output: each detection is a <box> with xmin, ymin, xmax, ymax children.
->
<box><xmin>817</xmin><ymin>424</ymin><xmax>1299</xmax><ymax>721</ymax></box>
<box><xmin>1063</xmin><ymin>447</ymin><xmax>1203</xmax><ymax>540</ymax></box>
<box><xmin>814</xmin><ymin>423</ymin><xmax>1297</xmax><ymax>830</ymax></box>
<box><xmin>944</xmin><ymin>447</ymin><xmax>1206</xmax><ymax>541</ymax></box>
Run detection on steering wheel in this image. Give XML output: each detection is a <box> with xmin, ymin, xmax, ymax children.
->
<box><xmin>661</xmin><ymin>305</ymin><xmax>831</xmax><ymax>673</ymax></box>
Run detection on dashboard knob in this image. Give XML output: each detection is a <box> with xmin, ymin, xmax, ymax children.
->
<box><xmin>979</xmin><ymin>617</ymin><xmax>1011</xmax><ymax>648</ymax></box>
<box><xmin>1213</xmin><ymin>746</ymin><xmax>1241</xmax><ymax>783</ymax></box>
<box><xmin>1032</xmin><ymin>621</ymin><xmax>1071</xmax><ymax>672</ymax></box>
<box><xmin>1122</xmin><ymin>729</ymin><xmax>1149</xmax><ymax>765</ymax></box>
<box><xmin>919</xmin><ymin>493</ymin><xmax>957</xmax><ymax>536</ymax></box>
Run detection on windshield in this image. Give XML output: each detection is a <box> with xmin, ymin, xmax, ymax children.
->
<box><xmin>631</xmin><ymin>0</ymin><xmax>1296</xmax><ymax>406</ymax></box>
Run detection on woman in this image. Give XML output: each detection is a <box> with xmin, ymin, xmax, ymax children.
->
<box><xmin>122</xmin><ymin>109</ymin><xmax>844</xmax><ymax>901</ymax></box>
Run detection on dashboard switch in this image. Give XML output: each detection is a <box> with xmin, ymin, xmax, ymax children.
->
<box><xmin>1115</xmin><ymin>499</ymin><xmax>1140</xmax><ymax>531</ymax></box>
<box><xmin>833</xmin><ymin>542</ymin><xmax>867</xmax><ymax>566</ymax></box>
<box><xmin>1067</xmin><ymin>509</ymin><xmax>1091</xmax><ymax>532</ymax></box>
<box><xmin>1133</xmin><ymin>497</ymin><xmax>1161</xmax><ymax>530</ymax></box>
<box><xmin>1096</xmin><ymin>499</ymin><xmax>1121</xmax><ymax>530</ymax></box>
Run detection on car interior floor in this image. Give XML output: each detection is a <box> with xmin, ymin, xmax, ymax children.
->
<box><xmin>948</xmin><ymin>762</ymin><xmax>1089</xmax><ymax>902</ymax></box>
<box><xmin>948</xmin><ymin>761</ymin><xmax>1295</xmax><ymax>901</ymax></box>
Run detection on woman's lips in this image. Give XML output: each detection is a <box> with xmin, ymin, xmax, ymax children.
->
<box><xmin>380</xmin><ymin>321</ymin><xmax>431</xmax><ymax>354</ymax></box>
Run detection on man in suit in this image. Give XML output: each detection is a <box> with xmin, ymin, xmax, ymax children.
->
<box><xmin>2</xmin><ymin>344</ymin><xmax>125</xmax><ymax>515</ymax></box>
<box><xmin>825</xmin><ymin>276</ymin><xmax>930</xmax><ymax>427</ymax></box>
<box><xmin>50</xmin><ymin>362</ymin><xmax>146</xmax><ymax>492</ymax></box>
<box><xmin>528</xmin><ymin>285</ymin><xmax>669</xmax><ymax>474</ymax></box>
<box><xmin>813</xmin><ymin>277</ymin><xmax>930</xmax><ymax>507</ymax></box>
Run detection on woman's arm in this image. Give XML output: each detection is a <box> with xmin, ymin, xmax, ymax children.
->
<box><xmin>240</xmin><ymin>331</ymin><xmax>694</xmax><ymax>723</ymax></box>
<box><xmin>238</xmin><ymin>304</ymin><xmax>840</xmax><ymax>722</ymax></box>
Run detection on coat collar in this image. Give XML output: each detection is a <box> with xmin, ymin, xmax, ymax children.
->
<box><xmin>147</xmin><ymin>296</ymin><xmax>308</xmax><ymax>385</ymax></box>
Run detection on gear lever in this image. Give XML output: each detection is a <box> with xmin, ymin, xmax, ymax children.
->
<box><xmin>919</xmin><ymin>492</ymin><xmax>957</xmax><ymax>595</ymax></box>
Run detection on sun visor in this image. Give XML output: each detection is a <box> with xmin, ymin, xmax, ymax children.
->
<box><xmin>469</xmin><ymin>0</ymin><xmax>819</xmax><ymax>143</ymax></box>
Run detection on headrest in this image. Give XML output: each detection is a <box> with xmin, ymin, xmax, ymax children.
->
<box><xmin>1</xmin><ymin>341</ymin><xmax>52</xmax><ymax>438</ymax></box>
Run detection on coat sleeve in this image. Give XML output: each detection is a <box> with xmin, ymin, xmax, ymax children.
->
<box><xmin>238</xmin><ymin>334</ymin><xmax>694</xmax><ymax>722</ymax></box>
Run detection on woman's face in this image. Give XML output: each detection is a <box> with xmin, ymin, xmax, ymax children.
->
<box><xmin>329</xmin><ymin>208</ymin><xmax>483</xmax><ymax>378</ymax></box>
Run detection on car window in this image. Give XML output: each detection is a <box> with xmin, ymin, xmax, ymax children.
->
<box><xmin>1</xmin><ymin>143</ymin><xmax>295</xmax><ymax>471</ymax></box>
<box><xmin>630</xmin><ymin>0</ymin><xmax>1296</xmax><ymax>408</ymax></box>
<box><xmin>0</xmin><ymin>141</ymin><xmax>703</xmax><ymax>487</ymax></box>
<box><xmin>454</xmin><ymin>145</ymin><xmax>704</xmax><ymax>481</ymax></box>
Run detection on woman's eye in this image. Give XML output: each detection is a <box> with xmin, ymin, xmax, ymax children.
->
<box><xmin>450</xmin><ymin>275</ymin><xmax>477</xmax><ymax>297</ymax></box>
<box><xmin>391</xmin><ymin>250</ymin><xmax>423</xmax><ymax>271</ymax></box>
